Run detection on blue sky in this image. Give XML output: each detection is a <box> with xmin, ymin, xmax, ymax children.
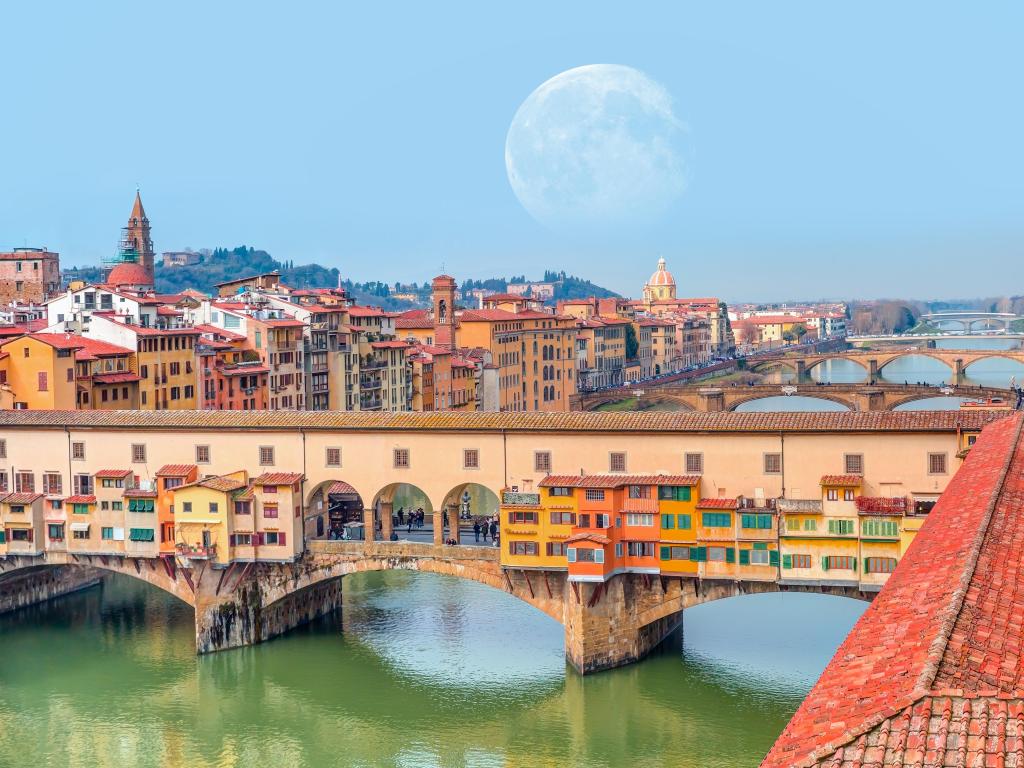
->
<box><xmin>2</xmin><ymin>1</ymin><xmax>1022</xmax><ymax>300</ymax></box>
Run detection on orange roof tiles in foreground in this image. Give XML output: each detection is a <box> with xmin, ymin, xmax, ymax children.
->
<box><xmin>696</xmin><ymin>498</ymin><xmax>739</xmax><ymax>509</ymax></box>
<box><xmin>253</xmin><ymin>472</ymin><xmax>304</xmax><ymax>486</ymax></box>
<box><xmin>820</xmin><ymin>474</ymin><xmax>863</xmax><ymax>486</ymax></box>
<box><xmin>156</xmin><ymin>464</ymin><xmax>196</xmax><ymax>477</ymax></box>
<box><xmin>761</xmin><ymin>413</ymin><xmax>1024</xmax><ymax>768</ymax></box>
<box><xmin>0</xmin><ymin>410</ymin><xmax>1004</xmax><ymax>435</ymax></box>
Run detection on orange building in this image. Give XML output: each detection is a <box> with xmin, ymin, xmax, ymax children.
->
<box><xmin>0</xmin><ymin>333</ymin><xmax>81</xmax><ymax>409</ymax></box>
<box><xmin>73</xmin><ymin>337</ymin><xmax>140</xmax><ymax>409</ymax></box>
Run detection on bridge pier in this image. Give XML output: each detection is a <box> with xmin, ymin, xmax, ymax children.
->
<box><xmin>868</xmin><ymin>359</ymin><xmax>879</xmax><ymax>380</ymax></box>
<box><xmin>796</xmin><ymin>360</ymin><xmax>807</xmax><ymax>380</ymax></box>
<box><xmin>0</xmin><ymin>564</ymin><xmax>104</xmax><ymax>614</ymax></box>
<box><xmin>697</xmin><ymin>388</ymin><xmax>725</xmax><ymax>412</ymax></box>
<box><xmin>953</xmin><ymin>358</ymin><xmax>964</xmax><ymax>386</ymax></box>
<box><xmin>380</xmin><ymin>501</ymin><xmax>393</xmax><ymax>541</ymax></box>
<box><xmin>853</xmin><ymin>388</ymin><xmax>886</xmax><ymax>411</ymax></box>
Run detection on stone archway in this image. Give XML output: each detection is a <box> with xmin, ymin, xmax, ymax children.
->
<box><xmin>306</xmin><ymin>479</ymin><xmax>366</xmax><ymax>542</ymax></box>
<box><xmin>438</xmin><ymin>482</ymin><xmax>502</xmax><ymax>545</ymax></box>
<box><xmin>372</xmin><ymin>482</ymin><xmax>435</xmax><ymax>544</ymax></box>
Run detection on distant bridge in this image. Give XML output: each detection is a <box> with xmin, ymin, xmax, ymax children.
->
<box><xmin>849</xmin><ymin>333</ymin><xmax>1024</xmax><ymax>344</ymax></box>
<box><xmin>574</xmin><ymin>382</ymin><xmax>1011</xmax><ymax>412</ymax></box>
<box><xmin>920</xmin><ymin>311</ymin><xmax>1023</xmax><ymax>332</ymax></box>
<box><xmin>747</xmin><ymin>348</ymin><xmax>1024</xmax><ymax>386</ymax></box>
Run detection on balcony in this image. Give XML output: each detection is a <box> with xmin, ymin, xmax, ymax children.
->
<box><xmin>621</xmin><ymin>496</ymin><xmax>659</xmax><ymax>513</ymax></box>
<box><xmin>176</xmin><ymin>543</ymin><xmax>216</xmax><ymax>559</ymax></box>
<box><xmin>502</xmin><ymin>491</ymin><xmax>540</xmax><ymax>506</ymax></box>
<box><xmin>360</xmin><ymin>376</ymin><xmax>383</xmax><ymax>389</ymax></box>
<box><xmin>737</xmin><ymin>497</ymin><xmax>777</xmax><ymax>510</ymax></box>
<box><xmin>311</xmin><ymin>363</ymin><xmax>329</xmax><ymax>373</ymax></box>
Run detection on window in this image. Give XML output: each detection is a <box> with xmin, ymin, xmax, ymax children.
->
<box><xmin>783</xmin><ymin>554</ymin><xmax>812</xmax><ymax>569</ymax></box>
<box><xmin>568</xmin><ymin>547</ymin><xmax>603</xmax><ymax>563</ymax></box>
<box><xmin>624</xmin><ymin>513</ymin><xmax>654</xmax><ymax>526</ymax></box>
<box><xmin>864</xmin><ymin>557</ymin><xmax>897</xmax><ymax>574</ymax></box>
<box><xmin>72</xmin><ymin>502</ymin><xmax>90</xmax><ymax>514</ymax></box>
<box><xmin>549</xmin><ymin>511</ymin><xmax>575</xmax><ymax>525</ymax></box>
<box><xmin>658</xmin><ymin>485</ymin><xmax>691</xmax><ymax>501</ymax></box>
<box><xmin>127</xmin><ymin>498</ymin><xmax>155</xmax><ymax>512</ymax></box>
<box><xmin>661</xmin><ymin>513</ymin><xmax>674</xmax><ymax>529</ymax></box>
<box><xmin>37</xmin><ymin>371</ymin><xmax>48</xmax><ymax>391</ymax></box>
<box><xmin>534</xmin><ymin>451</ymin><xmax>552</xmax><ymax>472</ymax></box>
<box><xmin>628</xmin><ymin>485</ymin><xmax>650</xmax><ymax>499</ymax></box>
<box><xmin>182</xmin><ymin>502</ymin><xmax>192</xmax><ymax>513</ymax></box>
<box><xmin>128</xmin><ymin>528</ymin><xmax>154</xmax><ymax>542</ymax></box>
<box><xmin>741</xmin><ymin>513</ymin><xmax>774</xmax><ymax>529</ymax></box>
<box><xmin>508</xmin><ymin>510</ymin><xmax>538</xmax><ymax>524</ymax></box>
<box><xmin>164</xmin><ymin>477</ymin><xmax>183</xmax><ymax>490</ymax></box>
<box><xmin>701</xmin><ymin>512</ymin><xmax>731</xmax><ymax>528</ymax></box>
<box><xmin>262</xmin><ymin>531</ymin><xmax>284</xmax><ymax>545</ymax></box>
<box><xmin>676</xmin><ymin>514</ymin><xmax>691</xmax><ymax>529</ymax></box>
<box><xmin>259</xmin><ymin>446</ymin><xmax>275</xmax><ymax>466</ymax></box>
<box><xmin>826</xmin><ymin>489</ymin><xmax>839</xmax><ymax>501</ymax></box>
<box><xmin>234</xmin><ymin>501</ymin><xmax>252</xmax><ymax>515</ymax></box>
<box><xmin>15</xmin><ymin>471</ymin><xmax>34</xmax><ymax>493</ymax></box>
<box><xmin>463</xmin><ymin>449</ymin><xmax>479</xmax><ymax>469</ymax></box>
<box><xmin>43</xmin><ymin>473</ymin><xmax>62</xmax><ymax>495</ymax></box>
<box><xmin>685</xmin><ymin>452</ymin><xmax>704</xmax><ymax>474</ymax></box>
<box><xmin>824</xmin><ymin>555</ymin><xmax>856</xmax><ymax>571</ymax></box>
<box><xmin>195</xmin><ymin>445</ymin><xmax>210</xmax><ymax>464</ymax></box>
<box><xmin>609</xmin><ymin>452</ymin><xmax>626</xmax><ymax>472</ymax></box>
<box><xmin>393</xmin><ymin>448</ymin><xmax>409</xmax><ymax>469</ymax></box>
<box><xmin>707</xmin><ymin>546</ymin><xmax>728</xmax><ymax>562</ymax></box>
<box><xmin>827</xmin><ymin>519</ymin><xmax>855</xmax><ymax>535</ymax></box>
<box><xmin>660</xmin><ymin>545</ymin><xmax>691</xmax><ymax>561</ymax></box>
<box><xmin>73</xmin><ymin>474</ymin><xmax>93</xmax><ymax>495</ymax></box>
<box><xmin>594</xmin><ymin>513</ymin><xmax>610</xmax><ymax>528</ymax></box>
<box><xmin>231</xmin><ymin>533</ymin><xmax>253</xmax><ymax>546</ymax></box>
<box><xmin>843</xmin><ymin>489</ymin><xmax>855</xmax><ymax>501</ymax></box>
<box><xmin>73</xmin><ymin>527</ymin><xmax>90</xmax><ymax>540</ymax></box>
<box><xmin>928</xmin><ymin>453</ymin><xmax>948</xmax><ymax>475</ymax></box>
<box><xmin>862</xmin><ymin>519</ymin><xmax>899</xmax><ymax>537</ymax></box>
<box><xmin>262</xmin><ymin>485</ymin><xmax>277</xmax><ymax>494</ymax></box>
<box><xmin>626</xmin><ymin>542</ymin><xmax>654</xmax><ymax>557</ymax></box>
<box><xmin>763</xmin><ymin>453</ymin><xmax>781</xmax><ymax>474</ymax></box>
<box><xmin>508</xmin><ymin>541</ymin><xmax>538</xmax><ymax>556</ymax></box>
<box><xmin>548</xmin><ymin>486</ymin><xmax>572</xmax><ymax>497</ymax></box>
<box><xmin>209</xmin><ymin>502</ymin><xmax>219</xmax><ymax>513</ymax></box>
<box><xmin>112</xmin><ymin>501</ymin><xmax>122</xmax><ymax>511</ymax></box>
<box><xmin>325</xmin><ymin>447</ymin><xmax>341</xmax><ymax>467</ymax></box>
<box><xmin>584</xmin><ymin>489</ymin><xmax>605</xmax><ymax>501</ymax></box>
<box><xmin>546</xmin><ymin>542</ymin><xmax>567</xmax><ymax>557</ymax></box>
<box><xmin>10</xmin><ymin>528</ymin><xmax>32</xmax><ymax>542</ymax></box>
<box><xmin>913</xmin><ymin>499</ymin><xmax>937</xmax><ymax>516</ymax></box>
<box><xmin>844</xmin><ymin>454</ymin><xmax>864</xmax><ymax>475</ymax></box>
<box><xmin>748</xmin><ymin>548</ymin><xmax>770</xmax><ymax>565</ymax></box>
<box><xmin>0</xmin><ymin>439</ymin><xmax>5</xmax><ymax>458</ymax></box>
<box><xmin>71</xmin><ymin>441</ymin><xmax>85</xmax><ymax>460</ymax></box>
<box><xmin>263</xmin><ymin>504</ymin><xmax>279</xmax><ymax>518</ymax></box>
<box><xmin>131</xmin><ymin>444</ymin><xmax>146</xmax><ymax>463</ymax></box>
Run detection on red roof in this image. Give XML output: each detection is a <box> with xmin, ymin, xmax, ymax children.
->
<box><xmin>763</xmin><ymin>414</ymin><xmax>1024</xmax><ymax>768</ymax></box>
<box><xmin>156</xmin><ymin>464</ymin><xmax>196</xmax><ymax>477</ymax></box>
<box><xmin>820</xmin><ymin>474</ymin><xmax>863</xmax><ymax>486</ymax></box>
<box><xmin>697</xmin><ymin>498</ymin><xmax>738</xmax><ymax>509</ymax></box>
<box><xmin>64</xmin><ymin>495</ymin><xmax>96</xmax><ymax>504</ymax></box>
<box><xmin>0</xmin><ymin>332</ymin><xmax>84</xmax><ymax>351</ymax></box>
<box><xmin>73</xmin><ymin>337</ymin><xmax>134</xmax><ymax>360</ymax></box>
<box><xmin>370</xmin><ymin>340</ymin><xmax>410</xmax><ymax>350</ymax></box>
<box><xmin>326</xmin><ymin>480</ymin><xmax>359</xmax><ymax>496</ymax></box>
<box><xmin>91</xmin><ymin>372</ymin><xmax>142</xmax><ymax>383</ymax></box>
<box><xmin>346</xmin><ymin>305</ymin><xmax>385</xmax><ymax>317</ymax></box>
<box><xmin>854</xmin><ymin>496</ymin><xmax>908</xmax><ymax>515</ymax></box>
<box><xmin>564</xmin><ymin>532</ymin><xmax>611</xmax><ymax>545</ymax></box>
<box><xmin>2</xmin><ymin>492</ymin><xmax>43</xmax><ymax>504</ymax></box>
<box><xmin>539</xmin><ymin>474</ymin><xmax>701</xmax><ymax>489</ymax></box>
<box><xmin>93</xmin><ymin>469</ymin><xmax>132</xmax><ymax>479</ymax></box>
<box><xmin>253</xmin><ymin>472</ymin><xmax>304</xmax><ymax>486</ymax></box>
<box><xmin>459</xmin><ymin>309</ymin><xmax>518</xmax><ymax>322</ymax></box>
<box><xmin>123</xmin><ymin>489</ymin><xmax>157</xmax><ymax>498</ymax></box>
<box><xmin>482</xmin><ymin>293</ymin><xmax>527</xmax><ymax>302</ymax></box>
<box><xmin>106</xmin><ymin>262</ymin><xmax>152</xmax><ymax>287</ymax></box>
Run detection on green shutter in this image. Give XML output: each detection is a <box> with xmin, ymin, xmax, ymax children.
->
<box><xmin>739</xmin><ymin>549</ymin><xmax>750</xmax><ymax>565</ymax></box>
<box><xmin>725</xmin><ymin>547</ymin><xmax>735</xmax><ymax>563</ymax></box>
<box><xmin>822</xmin><ymin>556</ymin><xmax>830</xmax><ymax>571</ymax></box>
<box><xmin>696</xmin><ymin>546</ymin><xmax>707</xmax><ymax>562</ymax></box>
<box><xmin>680</xmin><ymin>486</ymin><xmax>691</xmax><ymax>501</ymax></box>
<box><xmin>753</xmin><ymin>542</ymin><xmax>768</xmax><ymax>550</ymax></box>
<box><xmin>782</xmin><ymin>554</ymin><xmax>792</xmax><ymax>569</ymax></box>
<box><xmin>769</xmin><ymin>550</ymin><xmax>780</xmax><ymax>567</ymax></box>
<box><xmin>741</xmin><ymin>514</ymin><xmax>753</xmax><ymax>529</ymax></box>
<box><xmin>661</xmin><ymin>514</ymin><xmax>674</xmax><ymax>530</ymax></box>
<box><xmin>678</xmin><ymin>514</ymin><xmax>691</xmax><ymax>530</ymax></box>
<box><xmin>128</xmin><ymin>528</ymin><xmax>154</xmax><ymax>542</ymax></box>
<box><xmin>660</xmin><ymin>545</ymin><xmax>670</xmax><ymax>561</ymax></box>
<box><xmin>0</xmin><ymin>531</ymin><xmax>5</xmax><ymax>543</ymax></box>
<box><xmin>852</xmin><ymin>557</ymin><xmax>857</xmax><ymax>571</ymax></box>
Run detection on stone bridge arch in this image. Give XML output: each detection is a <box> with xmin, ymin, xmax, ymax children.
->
<box><xmin>636</xmin><ymin>393</ymin><xmax>698</xmax><ymax>411</ymax></box>
<box><xmin>725</xmin><ymin>392</ymin><xmax>855</xmax><ymax>411</ymax></box>
<box><xmin>306</xmin><ymin>478</ymin><xmax>367</xmax><ymax>540</ymax></box>
<box><xmin>959</xmin><ymin>351</ymin><xmax>1024</xmax><ymax>371</ymax></box>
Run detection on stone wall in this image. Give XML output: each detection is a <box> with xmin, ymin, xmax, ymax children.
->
<box><xmin>0</xmin><ymin>565</ymin><xmax>103</xmax><ymax>614</ymax></box>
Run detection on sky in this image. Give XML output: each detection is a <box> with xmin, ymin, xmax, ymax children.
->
<box><xmin>1</xmin><ymin>1</ymin><xmax>1022</xmax><ymax>301</ymax></box>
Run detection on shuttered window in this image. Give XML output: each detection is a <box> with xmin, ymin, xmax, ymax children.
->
<box><xmin>128</xmin><ymin>528</ymin><xmax>155</xmax><ymax>542</ymax></box>
<box><xmin>393</xmin><ymin>448</ymin><xmax>409</xmax><ymax>469</ymax></box>
<box><xmin>827</xmin><ymin>519</ymin><xmax>855</xmax><ymax>535</ymax></box>
<box><xmin>864</xmin><ymin>557</ymin><xmax>897</xmax><ymax>573</ymax></box>
<box><xmin>740</xmin><ymin>514</ymin><xmax>773</xmax><ymax>529</ymax></box>
<box><xmin>534</xmin><ymin>451</ymin><xmax>552</xmax><ymax>472</ymax></box>
<box><xmin>844</xmin><ymin>454</ymin><xmax>864</xmax><ymax>475</ymax></box>
<box><xmin>609</xmin><ymin>452</ymin><xmax>626</xmax><ymax>473</ymax></box>
<box><xmin>658</xmin><ymin>486</ymin><xmax>691</xmax><ymax>501</ymax></box>
<box><xmin>701</xmin><ymin>512</ymin><xmax>731</xmax><ymax>528</ymax></box>
<box><xmin>928</xmin><ymin>453</ymin><xmax>947</xmax><ymax>475</ymax></box>
<box><xmin>259</xmin><ymin>446</ymin><xmax>275</xmax><ymax>466</ymax></box>
<box><xmin>763</xmin><ymin>453</ymin><xmax>781</xmax><ymax>474</ymax></box>
<box><xmin>463</xmin><ymin>449</ymin><xmax>479</xmax><ymax>469</ymax></box>
<box><xmin>685</xmin><ymin>453</ymin><xmax>703</xmax><ymax>474</ymax></box>
<box><xmin>131</xmin><ymin>444</ymin><xmax>146</xmax><ymax>463</ymax></box>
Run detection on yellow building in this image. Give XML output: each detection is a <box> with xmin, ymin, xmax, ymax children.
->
<box><xmin>173</xmin><ymin>471</ymin><xmax>250</xmax><ymax>565</ymax></box>
<box><xmin>0</xmin><ymin>333</ymin><xmax>80</xmax><ymax>409</ymax></box>
<box><xmin>656</xmin><ymin>479</ymin><xmax>700</xmax><ymax>576</ymax></box>
<box><xmin>501</xmin><ymin>484</ymin><xmax>577</xmax><ymax>570</ymax></box>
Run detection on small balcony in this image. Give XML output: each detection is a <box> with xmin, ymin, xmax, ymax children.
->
<box><xmin>737</xmin><ymin>497</ymin><xmax>777</xmax><ymax>510</ymax></box>
<box><xmin>176</xmin><ymin>543</ymin><xmax>216</xmax><ymax>559</ymax></box>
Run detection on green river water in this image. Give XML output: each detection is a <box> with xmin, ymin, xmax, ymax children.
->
<box><xmin>0</xmin><ymin>572</ymin><xmax>864</xmax><ymax>768</ymax></box>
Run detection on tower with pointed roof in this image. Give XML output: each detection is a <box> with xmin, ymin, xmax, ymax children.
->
<box><xmin>123</xmin><ymin>190</ymin><xmax>155</xmax><ymax>285</ymax></box>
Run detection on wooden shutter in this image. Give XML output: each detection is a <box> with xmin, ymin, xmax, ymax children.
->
<box><xmin>782</xmin><ymin>554</ymin><xmax>792</xmax><ymax>569</ymax></box>
<box><xmin>279</xmin><ymin>532</ymin><xmax>286</xmax><ymax>546</ymax></box>
<box><xmin>725</xmin><ymin>548</ymin><xmax>735</xmax><ymax>563</ymax></box>
<box><xmin>769</xmin><ymin>550</ymin><xmax>780</xmax><ymax>567</ymax></box>
<box><xmin>738</xmin><ymin>549</ymin><xmax>749</xmax><ymax>565</ymax></box>
<box><xmin>659</xmin><ymin>545</ymin><xmax>670</xmax><ymax>561</ymax></box>
<box><xmin>822</xmin><ymin>556</ymin><xmax>830</xmax><ymax>571</ymax></box>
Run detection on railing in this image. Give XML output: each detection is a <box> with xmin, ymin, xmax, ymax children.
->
<box><xmin>311</xmin><ymin>364</ymin><xmax>328</xmax><ymax>373</ymax></box>
<box><xmin>502</xmin><ymin>491</ymin><xmax>540</xmax><ymax>506</ymax></box>
<box><xmin>737</xmin><ymin>497</ymin><xmax>777</xmax><ymax>510</ymax></box>
<box><xmin>176</xmin><ymin>543</ymin><xmax>216</xmax><ymax>559</ymax></box>
<box><xmin>621</xmin><ymin>496</ymin><xmax>659</xmax><ymax>513</ymax></box>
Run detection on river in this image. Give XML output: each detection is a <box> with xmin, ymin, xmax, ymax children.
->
<box><xmin>0</xmin><ymin>572</ymin><xmax>864</xmax><ymax>768</ymax></box>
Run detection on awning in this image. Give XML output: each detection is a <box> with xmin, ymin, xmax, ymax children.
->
<box><xmin>176</xmin><ymin>519</ymin><xmax>221</xmax><ymax>525</ymax></box>
<box><xmin>4</xmin><ymin>522</ymin><xmax>31</xmax><ymax>529</ymax></box>
<box><xmin>45</xmin><ymin>519</ymin><xmax>66</xmax><ymax>525</ymax></box>
<box><xmin>70</xmin><ymin>523</ymin><xmax>90</xmax><ymax>532</ymax></box>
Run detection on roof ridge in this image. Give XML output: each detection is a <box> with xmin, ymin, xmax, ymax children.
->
<box><xmin>914</xmin><ymin>413</ymin><xmax>1024</xmax><ymax>698</ymax></box>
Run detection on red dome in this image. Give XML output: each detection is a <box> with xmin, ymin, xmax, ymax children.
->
<box><xmin>106</xmin><ymin>262</ymin><xmax>152</xmax><ymax>288</ymax></box>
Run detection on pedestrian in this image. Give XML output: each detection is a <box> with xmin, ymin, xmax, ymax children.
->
<box><xmin>397</xmin><ymin>507</ymin><xmax>404</xmax><ymax>526</ymax></box>
<box><xmin>481</xmin><ymin>520</ymin><xmax>488</xmax><ymax>542</ymax></box>
<box><xmin>473</xmin><ymin>520</ymin><xmax>481</xmax><ymax>542</ymax></box>
<box><xmin>489</xmin><ymin>519</ymin><xmax>498</xmax><ymax>543</ymax></box>
<box><xmin>407</xmin><ymin>516</ymin><xmax>413</xmax><ymax>534</ymax></box>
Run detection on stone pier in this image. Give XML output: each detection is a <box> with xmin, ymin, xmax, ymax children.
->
<box><xmin>0</xmin><ymin>565</ymin><xmax>104</xmax><ymax>614</ymax></box>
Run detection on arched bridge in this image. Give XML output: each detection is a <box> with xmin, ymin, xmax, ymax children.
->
<box><xmin>747</xmin><ymin>347</ymin><xmax>1024</xmax><ymax>385</ymax></box>
<box><xmin>920</xmin><ymin>310</ymin><xmax>1023</xmax><ymax>332</ymax></box>
<box><xmin>575</xmin><ymin>382</ymin><xmax>1009</xmax><ymax>412</ymax></box>
<box><xmin>0</xmin><ymin>538</ymin><xmax>871</xmax><ymax>674</ymax></box>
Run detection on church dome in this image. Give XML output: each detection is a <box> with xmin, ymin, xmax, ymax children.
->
<box><xmin>107</xmin><ymin>262</ymin><xmax>152</xmax><ymax>288</ymax></box>
<box><xmin>647</xmin><ymin>257</ymin><xmax>676</xmax><ymax>288</ymax></box>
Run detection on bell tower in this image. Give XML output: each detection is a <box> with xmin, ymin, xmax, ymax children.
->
<box><xmin>125</xmin><ymin>190</ymin><xmax>155</xmax><ymax>284</ymax></box>
<box><xmin>432</xmin><ymin>274</ymin><xmax>457</xmax><ymax>350</ymax></box>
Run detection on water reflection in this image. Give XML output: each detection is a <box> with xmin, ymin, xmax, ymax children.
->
<box><xmin>0</xmin><ymin>572</ymin><xmax>865</xmax><ymax>768</ymax></box>
<box><xmin>735</xmin><ymin>396</ymin><xmax>849</xmax><ymax>412</ymax></box>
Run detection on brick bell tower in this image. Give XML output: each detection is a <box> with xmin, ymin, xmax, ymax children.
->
<box><xmin>431</xmin><ymin>274</ymin><xmax>457</xmax><ymax>351</ymax></box>
<box><xmin>125</xmin><ymin>190</ymin><xmax>155</xmax><ymax>285</ymax></box>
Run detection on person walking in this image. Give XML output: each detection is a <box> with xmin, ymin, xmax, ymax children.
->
<box><xmin>489</xmin><ymin>519</ymin><xmax>498</xmax><ymax>546</ymax></box>
<box><xmin>473</xmin><ymin>520</ymin><xmax>481</xmax><ymax>543</ymax></box>
<box><xmin>397</xmin><ymin>507</ymin><xmax>404</xmax><ymax>526</ymax></box>
<box><xmin>407</xmin><ymin>515</ymin><xmax>413</xmax><ymax>535</ymax></box>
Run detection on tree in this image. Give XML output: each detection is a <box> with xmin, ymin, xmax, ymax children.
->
<box><xmin>625</xmin><ymin>323</ymin><xmax>639</xmax><ymax>360</ymax></box>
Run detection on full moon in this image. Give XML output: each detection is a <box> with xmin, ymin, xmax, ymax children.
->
<box><xmin>505</xmin><ymin>64</ymin><xmax>687</xmax><ymax>231</ymax></box>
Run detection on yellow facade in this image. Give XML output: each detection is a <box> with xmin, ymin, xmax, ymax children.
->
<box><xmin>656</xmin><ymin>487</ymin><xmax>699</xmax><ymax>576</ymax></box>
<box><xmin>0</xmin><ymin>335</ymin><xmax>78</xmax><ymax>409</ymax></box>
<box><xmin>501</xmin><ymin>486</ymin><xmax>578</xmax><ymax>570</ymax></box>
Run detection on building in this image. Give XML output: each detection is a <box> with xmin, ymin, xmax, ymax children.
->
<box><xmin>161</xmin><ymin>251</ymin><xmax>201</xmax><ymax>268</ymax></box>
<box><xmin>574</xmin><ymin>316</ymin><xmax>629</xmax><ymax>391</ymax></box>
<box><xmin>642</xmin><ymin>257</ymin><xmax>677</xmax><ymax>304</ymax></box>
<box><xmin>0</xmin><ymin>333</ymin><xmax>81</xmax><ymax>409</ymax></box>
<box><xmin>214</xmin><ymin>272</ymin><xmax>282</xmax><ymax>298</ymax></box>
<box><xmin>103</xmin><ymin>192</ymin><xmax>155</xmax><ymax>289</ymax></box>
<box><xmin>73</xmin><ymin>337</ymin><xmax>140</xmax><ymax>409</ymax></box>
<box><xmin>0</xmin><ymin>248</ymin><xmax>61</xmax><ymax>304</ymax></box>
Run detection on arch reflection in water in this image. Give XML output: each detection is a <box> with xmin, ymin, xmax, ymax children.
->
<box><xmin>0</xmin><ymin>571</ymin><xmax>865</xmax><ymax>767</ymax></box>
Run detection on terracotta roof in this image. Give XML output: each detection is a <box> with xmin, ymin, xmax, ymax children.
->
<box><xmin>2</xmin><ymin>492</ymin><xmax>43</xmax><ymax>504</ymax></box>
<box><xmin>0</xmin><ymin>332</ymin><xmax>84</xmax><ymax>351</ymax></box>
<box><xmin>91</xmin><ymin>372</ymin><xmax>142</xmax><ymax>384</ymax></box>
<box><xmin>820</xmin><ymin>474</ymin><xmax>863</xmax><ymax>486</ymax></box>
<box><xmin>232</xmin><ymin>486</ymin><xmax>256</xmax><ymax>501</ymax></box>
<box><xmin>93</xmin><ymin>469</ymin><xmax>133</xmax><ymax>478</ymax></box>
<box><xmin>106</xmin><ymin>262</ymin><xmax>152</xmax><ymax>287</ymax></box>
<box><xmin>179</xmin><ymin>475</ymin><xmax>248</xmax><ymax>493</ymax></box>
<box><xmin>697</xmin><ymin>498</ymin><xmax>738</xmax><ymax>509</ymax></box>
<box><xmin>346</xmin><ymin>306</ymin><xmax>385</xmax><ymax>317</ymax></box>
<box><xmin>855</xmin><ymin>496</ymin><xmax>909</xmax><ymax>515</ymax></box>
<box><xmin>63</xmin><ymin>495</ymin><xmax>96</xmax><ymax>504</ymax></box>
<box><xmin>564</xmin><ymin>532</ymin><xmax>611</xmax><ymax>545</ymax></box>
<box><xmin>326</xmin><ymin>480</ymin><xmax>359</xmax><ymax>496</ymax></box>
<box><xmin>762</xmin><ymin>413</ymin><xmax>1024</xmax><ymax>768</ymax></box>
<box><xmin>370</xmin><ymin>340</ymin><xmax>410</xmax><ymax>350</ymax></box>
<box><xmin>459</xmin><ymin>309</ymin><xmax>519</xmax><ymax>322</ymax></box>
<box><xmin>156</xmin><ymin>464</ymin><xmax>196</xmax><ymax>477</ymax></box>
<box><xmin>253</xmin><ymin>472</ymin><xmax>304</xmax><ymax>486</ymax></box>
<box><xmin>123</xmin><ymin>489</ymin><xmax>157</xmax><ymax>498</ymax></box>
<box><xmin>73</xmin><ymin>337</ymin><xmax>134</xmax><ymax>360</ymax></box>
<box><xmin>0</xmin><ymin>410</ymin><xmax>1005</xmax><ymax>435</ymax></box>
<box><xmin>539</xmin><ymin>474</ymin><xmax>700</xmax><ymax>488</ymax></box>
<box><xmin>482</xmin><ymin>293</ymin><xmax>527</xmax><ymax>302</ymax></box>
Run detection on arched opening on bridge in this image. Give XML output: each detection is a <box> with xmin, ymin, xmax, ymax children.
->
<box><xmin>960</xmin><ymin>355</ymin><xmax>1024</xmax><ymax>388</ymax></box>
<box><xmin>306</xmin><ymin>479</ymin><xmax>367</xmax><ymax>541</ymax></box>
<box><xmin>806</xmin><ymin>358</ymin><xmax>868</xmax><ymax>384</ymax></box>
<box><xmin>893</xmin><ymin>396</ymin><xmax>967</xmax><ymax>411</ymax></box>
<box><xmin>732</xmin><ymin>395</ymin><xmax>850</xmax><ymax>413</ymax></box>
<box><xmin>876</xmin><ymin>354</ymin><xmax>953</xmax><ymax>386</ymax></box>
<box><xmin>373</xmin><ymin>483</ymin><xmax>434</xmax><ymax>542</ymax></box>
<box><xmin>439</xmin><ymin>482</ymin><xmax>501</xmax><ymax>545</ymax></box>
<box><xmin>640</xmin><ymin>397</ymin><xmax>696</xmax><ymax>412</ymax></box>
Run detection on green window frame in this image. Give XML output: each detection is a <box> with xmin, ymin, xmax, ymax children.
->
<box><xmin>661</xmin><ymin>514</ymin><xmax>674</xmax><ymax>530</ymax></box>
<box><xmin>803</xmin><ymin>519</ymin><xmax>817</xmax><ymax>531</ymax></box>
<box><xmin>128</xmin><ymin>528</ymin><xmax>154</xmax><ymax>542</ymax></box>
<box><xmin>676</xmin><ymin>514</ymin><xmax>691</xmax><ymax>530</ymax></box>
<box><xmin>739</xmin><ymin>549</ymin><xmax>750</xmax><ymax>565</ymax></box>
<box><xmin>101</xmin><ymin>527</ymin><xmax>114</xmax><ymax>540</ymax></box>
<box><xmin>862</xmin><ymin>520</ymin><xmax>899</xmax><ymax>537</ymax></box>
<box><xmin>827</xmin><ymin>519</ymin><xmax>854</xmax><ymax>535</ymax></box>
<box><xmin>73</xmin><ymin>504</ymin><xmax>89</xmax><ymax>515</ymax></box>
<box><xmin>0</xmin><ymin>530</ymin><xmax>5</xmax><ymax>543</ymax></box>
<box><xmin>688</xmin><ymin>546</ymin><xmax>707</xmax><ymax>562</ymax></box>
<box><xmin>701</xmin><ymin>512</ymin><xmax>731</xmax><ymax>528</ymax></box>
<box><xmin>741</xmin><ymin>514</ymin><xmax>774</xmax><ymax>530</ymax></box>
<box><xmin>658</xmin><ymin>485</ymin><xmax>691</xmax><ymax>501</ymax></box>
